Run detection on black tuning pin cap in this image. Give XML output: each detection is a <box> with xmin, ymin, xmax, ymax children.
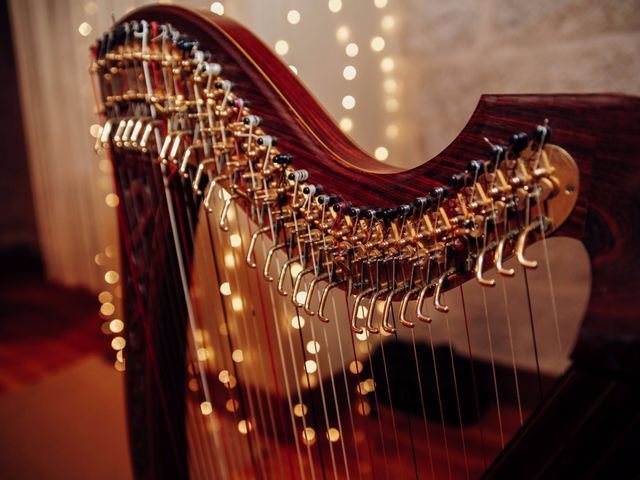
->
<box><xmin>430</xmin><ymin>186</ymin><xmax>449</xmax><ymax>201</ymax></box>
<box><xmin>448</xmin><ymin>172</ymin><xmax>467</xmax><ymax>190</ymax></box>
<box><xmin>303</xmin><ymin>184</ymin><xmax>324</xmax><ymax>196</ymax></box>
<box><xmin>362</xmin><ymin>208</ymin><xmax>383</xmax><ymax>220</ymax></box>
<box><xmin>273</xmin><ymin>154</ymin><xmax>293</xmax><ymax>166</ymax></box>
<box><xmin>412</xmin><ymin>196</ymin><xmax>433</xmax><ymax>211</ymax></box>
<box><xmin>396</xmin><ymin>204</ymin><xmax>414</xmax><ymax>217</ymax></box>
<box><xmin>333</xmin><ymin>201</ymin><xmax>352</xmax><ymax>213</ymax></box>
<box><xmin>318</xmin><ymin>194</ymin><xmax>340</xmax><ymax>206</ymax></box>
<box><xmin>533</xmin><ymin>125</ymin><xmax>552</xmax><ymax>145</ymax></box>
<box><xmin>257</xmin><ymin>136</ymin><xmax>278</xmax><ymax>146</ymax></box>
<box><xmin>347</xmin><ymin>205</ymin><xmax>366</xmax><ymax>217</ymax></box>
<box><xmin>382</xmin><ymin>207</ymin><xmax>399</xmax><ymax>220</ymax></box>
<box><xmin>488</xmin><ymin>144</ymin><xmax>506</xmax><ymax>164</ymax></box>
<box><xmin>467</xmin><ymin>159</ymin><xmax>485</xmax><ymax>175</ymax></box>
<box><xmin>509</xmin><ymin>132</ymin><xmax>529</xmax><ymax>154</ymax></box>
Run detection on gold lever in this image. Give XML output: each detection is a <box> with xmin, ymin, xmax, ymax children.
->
<box><xmin>400</xmin><ymin>286</ymin><xmax>421</xmax><ymax>328</ymax></box>
<box><xmin>416</xmin><ymin>284</ymin><xmax>433</xmax><ymax>323</ymax></box>
<box><xmin>494</xmin><ymin>236</ymin><xmax>515</xmax><ymax>276</ymax></box>
<box><xmin>304</xmin><ymin>273</ymin><xmax>329</xmax><ymax>316</ymax></box>
<box><xmin>263</xmin><ymin>243</ymin><xmax>287</xmax><ymax>280</ymax></box>
<box><xmin>515</xmin><ymin>222</ymin><xmax>541</xmax><ymax>269</ymax></box>
<box><xmin>366</xmin><ymin>288</ymin><xmax>389</xmax><ymax>334</ymax></box>
<box><xmin>475</xmin><ymin>248</ymin><xmax>496</xmax><ymax>287</ymax></box>
<box><xmin>318</xmin><ymin>280</ymin><xmax>346</xmax><ymax>322</ymax></box>
<box><xmin>246</xmin><ymin>226</ymin><xmax>270</xmax><ymax>268</ymax></box>
<box><xmin>434</xmin><ymin>270</ymin><xmax>452</xmax><ymax>313</ymax></box>
<box><xmin>351</xmin><ymin>287</ymin><xmax>375</xmax><ymax>334</ymax></box>
<box><xmin>292</xmin><ymin>266</ymin><xmax>315</xmax><ymax>307</ymax></box>
<box><xmin>382</xmin><ymin>285</ymin><xmax>406</xmax><ymax>334</ymax></box>
<box><xmin>277</xmin><ymin>258</ymin><xmax>299</xmax><ymax>296</ymax></box>
<box><xmin>219</xmin><ymin>194</ymin><xmax>238</xmax><ymax>232</ymax></box>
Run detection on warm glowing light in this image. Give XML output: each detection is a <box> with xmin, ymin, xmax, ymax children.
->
<box><xmin>384</xmin><ymin>79</ymin><xmax>398</xmax><ymax>93</ymax></box>
<box><xmin>374</xmin><ymin>0</ymin><xmax>388</xmax><ymax>8</ymax></box>
<box><xmin>380</xmin><ymin>57</ymin><xmax>395</xmax><ymax>73</ymax></box>
<box><xmin>364</xmin><ymin>378</ymin><xmax>375</xmax><ymax>392</ymax></box>
<box><xmin>84</xmin><ymin>2</ymin><xmax>98</xmax><ymax>15</ymax></box>
<box><xmin>357</xmin><ymin>401</ymin><xmax>371</xmax><ymax>415</ymax></box>
<box><xmin>290</xmin><ymin>263</ymin><xmax>303</xmax><ymax>278</ymax></box>
<box><xmin>287</xmin><ymin>9</ymin><xmax>301</xmax><ymax>24</ymax></box>
<box><xmin>289</xmin><ymin>65</ymin><xmax>298</xmax><ymax>75</ymax></box>
<box><xmin>78</xmin><ymin>22</ymin><xmax>93</xmax><ymax>37</ymax></box>
<box><xmin>328</xmin><ymin>0</ymin><xmax>343</xmax><ymax>13</ymax></box>
<box><xmin>370</xmin><ymin>36</ymin><xmax>385</xmax><ymax>52</ymax></box>
<box><xmin>238</xmin><ymin>419</ymin><xmax>252</xmax><ymax>434</ymax></box>
<box><xmin>232</xmin><ymin>297</ymin><xmax>243</xmax><ymax>311</ymax></box>
<box><xmin>94</xmin><ymin>253</ymin><xmax>106</xmax><ymax>265</ymax></box>
<box><xmin>219</xmin><ymin>323</ymin><xmax>229</xmax><ymax>336</ymax></box>
<box><xmin>342</xmin><ymin>95</ymin><xmax>356</xmax><ymax>110</ymax></box>
<box><xmin>109</xmin><ymin>319</ymin><xmax>124</xmax><ymax>333</ymax></box>
<box><xmin>197</xmin><ymin>348</ymin><xmax>209</xmax><ymax>361</ymax></box>
<box><xmin>327</xmin><ymin>428</ymin><xmax>341</xmax><ymax>442</ymax></box>
<box><xmin>98</xmin><ymin>159</ymin><xmax>111</xmax><ymax>174</ymax></box>
<box><xmin>295</xmin><ymin>291</ymin><xmax>307</xmax><ymax>305</ymax></box>
<box><xmin>357</xmin><ymin>305</ymin><xmax>368</xmax><ymax>319</ymax></box>
<box><xmin>210</xmin><ymin>2</ymin><xmax>224</xmax><ymax>15</ymax></box>
<box><xmin>98</xmin><ymin>291</ymin><xmax>112</xmax><ymax>303</ymax></box>
<box><xmin>381</xmin><ymin>14</ymin><xmax>395</xmax><ymax>31</ymax></box>
<box><xmin>375</xmin><ymin>147</ymin><xmax>389</xmax><ymax>161</ymax></box>
<box><xmin>111</xmin><ymin>336</ymin><xmax>126</xmax><ymax>350</ymax></box>
<box><xmin>116</xmin><ymin>350</ymin><xmax>124</xmax><ymax>363</ymax></box>
<box><xmin>114</xmin><ymin>360</ymin><xmax>126</xmax><ymax>372</ymax></box>
<box><xmin>275</xmin><ymin>40</ymin><xmax>289</xmax><ymax>55</ymax></box>
<box><xmin>100</xmin><ymin>302</ymin><xmax>115</xmax><ymax>316</ymax></box>
<box><xmin>218</xmin><ymin>370</ymin><xmax>230</xmax><ymax>384</ymax></box>
<box><xmin>188</xmin><ymin>378</ymin><xmax>199</xmax><ymax>392</ymax></box>
<box><xmin>291</xmin><ymin>316</ymin><xmax>305</xmax><ymax>329</ymax></box>
<box><xmin>343</xmin><ymin>65</ymin><xmax>357</xmax><ymax>81</ymax></box>
<box><xmin>303</xmin><ymin>373</ymin><xmax>318</xmax><ymax>388</ymax></box>
<box><xmin>385</xmin><ymin>98</ymin><xmax>399</xmax><ymax>112</ymax></box>
<box><xmin>224</xmin><ymin>253</ymin><xmax>235</xmax><ymax>268</ymax></box>
<box><xmin>349</xmin><ymin>360</ymin><xmax>364</xmax><ymax>374</ymax></box>
<box><xmin>105</xmin><ymin>193</ymin><xmax>119</xmax><ymax>207</ymax></box>
<box><xmin>89</xmin><ymin>124</ymin><xmax>101</xmax><ymax>137</ymax></box>
<box><xmin>105</xmin><ymin>244</ymin><xmax>117</xmax><ymax>258</ymax></box>
<box><xmin>345</xmin><ymin>43</ymin><xmax>359</xmax><ymax>58</ymax></box>
<box><xmin>232</xmin><ymin>349</ymin><xmax>244</xmax><ymax>363</ymax></box>
<box><xmin>339</xmin><ymin>117</ymin><xmax>353</xmax><ymax>132</ymax></box>
<box><xmin>229</xmin><ymin>234</ymin><xmax>242</xmax><ymax>247</ymax></box>
<box><xmin>355</xmin><ymin>329</ymin><xmax>369</xmax><ymax>341</ymax></box>
<box><xmin>220</xmin><ymin>282</ymin><xmax>231</xmax><ymax>296</ymax></box>
<box><xmin>386</xmin><ymin>124</ymin><xmax>400</xmax><ymax>139</ymax></box>
<box><xmin>302</xmin><ymin>427</ymin><xmax>316</xmax><ymax>445</ymax></box>
<box><xmin>225</xmin><ymin>399</ymin><xmax>238</xmax><ymax>412</ymax></box>
<box><xmin>105</xmin><ymin>270</ymin><xmax>119</xmax><ymax>284</ymax></box>
<box><xmin>304</xmin><ymin>360</ymin><xmax>318</xmax><ymax>374</ymax></box>
<box><xmin>306</xmin><ymin>341</ymin><xmax>321</xmax><ymax>354</ymax></box>
<box><xmin>336</xmin><ymin>25</ymin><xmax>350</xmax><ymax>42</ymax></box>
<box><xmin>200</xmin><ymin>401</ymin><xmax>213</xmax><ymax>415</ymax></box>
<box><xmin>293</xmin><ymin>403</ymin><xmax>308</xmax><ymax>417</ymax></box>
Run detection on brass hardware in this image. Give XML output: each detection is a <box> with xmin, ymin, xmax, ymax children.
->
<box><xmin>382</xmin><ymin>286</ymin><xmax>405</xmax><ymax>334</ymax></box>
<box><xmin>399</xmin><ymin>286</ymin><xmax>421</xmax><ymax>328</ymax></box>
<box><xmin>351</xmin><ymin>288</ymin><xmax>375</xmax><ymax>334</ymax></box>
<box><xmin>318</xmin><ymin>280</ymin><xmax>346</xmax><ymax>323</ymax></box>
<box><xmin>304</xmin><ymin>273</ymin><xmax>329</xmax><ymax>316</ymax></box>
<box><xmin>434</xmin><ymin>270</ymin><xmax>452</xmax><ymax>313</ymax></box>
<box><xmin>495</xmin><ymin>236</ymin><xmax>515</xmax><ymax>276</ymax></box>
<box><xmin>246</xmin><ymin>226</ymin><xmax>270</xmax><ymax>268</ymax></box>
<box><xmin>366</xmin><ymin>288</ymin><xmax>389</xmax><ymax>334</ymax></box>
<box><xmin>475</xmin><ymin>248</ymin><xmax>496</xmax><ymax>287</ymax></box>
<box><xmin>263</xmin><ymin>243</ymin><xmax>287</xmax><ymax>281</ymax></box>
<box><xmin>277</xmin><ymin>257</ymin><xmax>299</xmax><ymax>296</ymax></box>
<box><xmin>515</xmin><ymin>220</ymin><xmax>545</xmax><ymax>269</ymax></box>
<box><xmin>291</xmin><ymin>266</ymin><xmax>315</xmax><ymax>308</ymax></box>
<box><xmin>219</xmin><ymin>194</ymin><xmax>238</xmax><ymax>232</ymax></box>
<box><xmin>416</xmin><ymin>284</ymin><xmax>433</xmax><ymax>323</ymax></box>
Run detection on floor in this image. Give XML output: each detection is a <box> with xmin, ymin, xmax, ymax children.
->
<box><xmin>0</xmin><ymin>260</ymin><xmax>133</xmax><ymax>479</ymax></box>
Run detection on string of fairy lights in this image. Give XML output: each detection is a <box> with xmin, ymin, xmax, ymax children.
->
<box><xmin>85</xmin><ymin>0</ymin><xmax>400</xmax><ymax>394</ymax></box>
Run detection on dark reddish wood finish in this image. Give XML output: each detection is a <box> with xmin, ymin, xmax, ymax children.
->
<box><xmin>111</xmin><ymin>5</ymin><xmax>640</xmax><ymax>479</ymax></box>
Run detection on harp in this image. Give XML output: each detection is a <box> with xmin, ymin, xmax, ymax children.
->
<box><xmin>91</xmin><ymin>5</ymin><xmax>640</xmax><ymax>479</ymax></box>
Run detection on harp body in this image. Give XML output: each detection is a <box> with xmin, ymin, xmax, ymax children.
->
<box><xmin>92</xmin><ymin>5</ymin><xmax>640</xmax><ymax>479</ymax></box>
